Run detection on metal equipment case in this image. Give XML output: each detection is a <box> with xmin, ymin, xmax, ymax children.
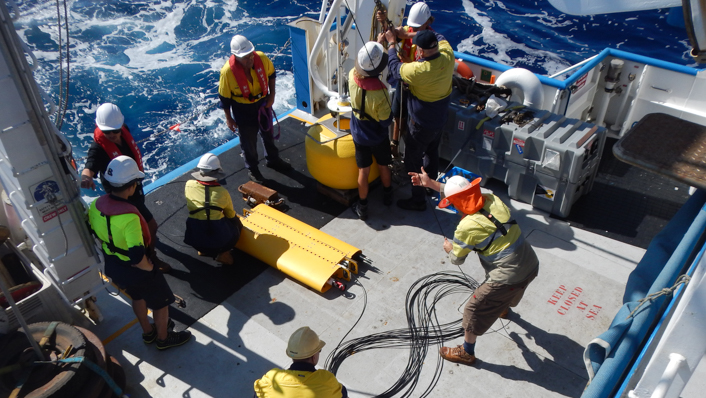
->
<box><xmin>440</xmin><ymin>92</ymin><xmax>606</xmax><ymax>218</ymax></box>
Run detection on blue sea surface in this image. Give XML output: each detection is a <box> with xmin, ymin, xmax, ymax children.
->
<box><xmin>14</xmin><ymin>0</ymin><xmax>694</xmax><ymax>195</ymax></box>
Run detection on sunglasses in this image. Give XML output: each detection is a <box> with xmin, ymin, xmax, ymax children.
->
<box><xmin>104</xmin><ymin>129</ymin><xmax>122</xmax><ymax>135</ymax></box>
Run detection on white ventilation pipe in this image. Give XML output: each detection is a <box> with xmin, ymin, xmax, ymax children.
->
<box><xmin>495</xmin><ymin>68</ymin><xmax>544</xmax><ymax>108</ymax></box>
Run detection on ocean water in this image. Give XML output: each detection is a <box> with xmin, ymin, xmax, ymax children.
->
<box><xmin>13</xmin><ymin>0</ymin><xmax>693</xmax><ymax>194</ymax></box>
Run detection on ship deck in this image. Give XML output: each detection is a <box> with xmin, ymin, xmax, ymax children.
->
<box><xmin>82</xmin><ymin>110</ymin><xmax>701</xmax><ymax>398</ymax></box>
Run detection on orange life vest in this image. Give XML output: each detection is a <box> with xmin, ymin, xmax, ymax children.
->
<box><xmin>229</xmin><ymin>53</ymin><xmax>268</xmax><ymax>102</ymax></box>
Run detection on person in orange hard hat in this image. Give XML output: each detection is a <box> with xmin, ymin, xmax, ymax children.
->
<box><xmin>254</xmin><ymin>326</ymin><xmax>348</xmax><ymax>398</ymax></box>
<box><xmin>409</xmin><ymin>167</ymin><xmax>539</xmax><ymax>366</ymax></box>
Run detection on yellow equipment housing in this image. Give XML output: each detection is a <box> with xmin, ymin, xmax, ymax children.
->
<box><xmin>235</xmin><ymin>204</ymin><xmax>360</xmax><ymax>293</ymax></box>
<box><xmin>305</xmin><ymin>114</ymin><xmax>380</xmax><ymax>190</ymax></box>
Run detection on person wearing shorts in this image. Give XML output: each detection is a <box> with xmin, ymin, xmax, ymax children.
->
<box><xmin>348</xmin><ymin>42</ymin><xmax>394</xmax><ymax>220</ymax></box>
<box><xmin>81</xmin><ymin>103</ymin><xmax>172</xmax><ymax>273</ymax></box>
<box><xmin>88</xmin><ymin>156</ymin><xmax>191</xmax><ymax>350</ymax></box>
<box><xmin>408</xmin><ymin>170</ymin><xmax>539</xmax><ymax>365</ymax></box>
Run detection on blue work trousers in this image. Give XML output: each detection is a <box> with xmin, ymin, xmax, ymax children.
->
<box><xmin>404</xmin><ymin>120</ymin><xmax>441</xmax><ymax>203</ymax></box>
<box><xmin>230</xmin><ymin>101</ymin><xmax>279</xmax><ymax>170</ymax></box>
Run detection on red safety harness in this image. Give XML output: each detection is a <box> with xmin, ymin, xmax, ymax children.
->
<box><xmin>93</xmin><ymin>125</ymin><xmax>144</xmax><ymax>172</ymax></box>
<box><xmin>229</xmin><ymin>53</ymin><xmax>268</xmax><ymax>102</ymax></box>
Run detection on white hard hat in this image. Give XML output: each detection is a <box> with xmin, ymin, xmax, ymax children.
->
<box><xmin>95</xmin><ymin>103</ymin><xmax>124</xmax><ymax>131</ymax></box>
<box><xmin>443</xmin><ymin>175</ymin><xmax>470</xmax><ymax>198</ymax></box>
<box><xmin>286</xmin><ymin>327</ymin><xmax>326</xmax><ymax>360</ymax></box>
<box><xmin>354</xmin><ymin>42</ymin><xmax>388</xmax><ymax>77</ymax></box>
<box><xmin>408</xmin><ymin>2</ymin><xmax>432</xmax><ymax>28</ymax></box>
<box><xmin>192</xmin><ymin>153</ymin><xmax>226</xmax><ymax>182</ymax></box>
<box><xmin>104</xmin><ymin>155</ymin><xmax>145</xmax><ymax>186</ymax></box>
<box><xmin>230</xmin><ymin>35</ymin><xmax>255</xmax><ymax>57</ymax></box>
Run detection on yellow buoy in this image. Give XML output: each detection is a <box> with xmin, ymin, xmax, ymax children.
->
<box><xmin>305</xmin><ymin>114</ymin><xmax>379</xmax><ymax>190</ymax></box>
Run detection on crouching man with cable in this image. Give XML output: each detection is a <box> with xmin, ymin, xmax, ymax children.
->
<box><xmin>254</xmin><ymin>326</ymin><xmax>348</xmax><ymax>398</ymax></box>
<box><xmin>410</xmin><ymin>167</ymin><xmax>539</xmax><ymax>365</ymax></box>
<box><xmin>88</xmin><ymin>156</ymin><xmax>192</xmax><ymax>350</ymax></box>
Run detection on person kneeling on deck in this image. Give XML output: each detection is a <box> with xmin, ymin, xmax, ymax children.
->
<box><xmin>184</xmin><ymin>153</ymin><xmax>242</xmax><ymax>266</ymax></box>
<box><xmin>254</xmin><ymin>326</ymin><xmax>348</xmax><ymax>398</ymax></box>
<box><xmin>89</xmin><ymin>156</ymin><xmax>192</xmax><ymax>350</ymax></box>
<box><xmin>410</xmin><ymin>168</ymin><xmax>539</xmax><ymax>365</ymax></box>
<box><xmin>349</xmin><ymin>42</ymin><xmax>394</xmax><ymax>220</ymax></box>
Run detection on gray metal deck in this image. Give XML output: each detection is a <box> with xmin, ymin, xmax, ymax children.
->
<box><xmin>86</xmin><ymin>137</ymin><xmax>647</xmax><ymax>396</ymax></box>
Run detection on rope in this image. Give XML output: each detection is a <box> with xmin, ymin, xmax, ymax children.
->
<box><xmin>626</xmin><ymin>274</ymin><xmax>691</xmax><ymax>319</ymax></box>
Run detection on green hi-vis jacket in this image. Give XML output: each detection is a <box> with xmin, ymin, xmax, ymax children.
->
<box><xmin>88</xmin><ymin>198</ymin><xmax>145</xmax><ymax>262</ymax></box>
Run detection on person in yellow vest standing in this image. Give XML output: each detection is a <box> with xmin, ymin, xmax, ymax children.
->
<box><xmin>377</xmin><ymin>2</ymin><xmax>435</xmax><ymax>158</ymax></box>
<box><xmin>88</xmin><ymin>156</ymin><xmax>191</xmax><ymax>350</ymax></box>
<box><xmin>184</xmin><ymin>153</ymin><xmax>242</xmax><ymax>265</ymax></box>
<box><xmin>409</xmin><ymin>168</ymin><xmax>539</xmax><ymax>365</ymax></box>
<box><xmin>385</xmin><ymin>24</ymin><xmax>455</xmax><ymax>212</ymax></box>
<box><xmin>348</xmin><ymin>42</ymin><xmax>394</xmax><ymax>220</ymax></box>
<box><xmin>219</xmin><ymin>35</ymin><xmax>292</xmax><ymax>184</ymax></box>
<box><xmin>254</xmin><ymin>326</ymin><xmax>348</xmax><ymax>398</ymax></box>
<box><xmin>81</xmin><ymin>103</ymin><xmax>172</xmax><ymax>273</ymax></box>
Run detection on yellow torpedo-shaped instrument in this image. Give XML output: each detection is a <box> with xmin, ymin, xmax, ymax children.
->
<box><xmin>235</xmin><ymin>204</ymin><xmax>360</xmax><ymax>293</ymax></box>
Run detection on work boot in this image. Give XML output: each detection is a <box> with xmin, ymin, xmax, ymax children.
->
<box><xmin>143</xmin><ymin>318</ymin><xmax>176</xmax><ymax>344</ymax></box>
<box><xmin>499</xmin><ymin>308</ymin><xmax>510</xmax><ymax>319</ymax></box>
<box><xmin>266</xmin><ymin>158</ymin><xmax>293</xmax><ymax>173</ymax></box>
<box><xmin>249</xmin><ymin>168</ymin><xmax>265</xmax><ymax>184</ymax></box>
<box><xmin>397</xmin><ymin>198</ymin><xmax>426</xmax><ymax>212</ymax></box>
<box><xmin>215</xmin><ymin>250</ymin><xmax>234</xmax><ymax>266</ymax></box>
<box><xmin>352</xmin><ymin>201</ymin><xmax>368</xmax><ymax>221</ymax></box>
<box><xmin>439</xmin><ymin>345</ymin><xmax>477</xmax><ymax>365</ymax></box>
<box><xmin>156</xmin><ymin>330</ymin><xmax>192</xmax><ymax>350</ymax></box>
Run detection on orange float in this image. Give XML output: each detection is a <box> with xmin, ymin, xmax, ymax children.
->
<box><xmin>454</xmin><ymin>59</ymin><xmax>474</xmax><ymax>79</ymax></box>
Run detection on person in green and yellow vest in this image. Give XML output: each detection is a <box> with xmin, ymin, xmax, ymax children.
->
<box><xmin>88</xmin><ymin>156</ymin><xmax>191</xmax><ymax>350</ymax></box>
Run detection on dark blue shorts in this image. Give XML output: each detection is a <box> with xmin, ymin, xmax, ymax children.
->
<box><xmin>354</xmin><ymin>139</ymin><xmax>392</xmax><ymax>169</ymax></box>
<box><xmin>104</xmin><ymin>254</ymin><xmax>175</xmax><ymax>310</ymax></box>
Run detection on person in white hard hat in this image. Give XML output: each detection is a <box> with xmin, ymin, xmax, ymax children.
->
<box><xmin>376</xmin><ymin>2</ymin><xmax>436</xmax><ymax>158</ymax></box>
<box><xmin>254</xmin><ymin>326</ymin><xmax>348</xmax><ymax>398</ymax></box>
<box><xmin>348</xmin><ymin>42</ymin><xmax>394</xmax><ymax>221</ymax></box>
<box><xmin>384</xmin><ymin>14</ymin><xmax>454</xmax><ymax>212</ymax></box>
<box><xmin>218</xmin><ymin>35</ymin><xmax>291</xmax><ymax>184</ymax></box>
<box><xmin>408</xmin><ymin>168</ymin><xmax>539</xmax><ymax>366</ymax></box>
<box><xmin>183</xmin><ymin>153</ymin><xmax>242</xmax><ymax>265</ymax></box>
<box><xmin>81</xmin><ymin>103</ymin><xmax>172</xmax><ymax>273</ymax></box>
<box><xmin>88</xmin><ymin>156</ymin><xmax>192</xmax><ymax>351</ymax></box>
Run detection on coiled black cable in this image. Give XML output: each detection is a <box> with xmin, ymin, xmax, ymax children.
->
<box><xmin>324</xmin><ymin>271</ymin><xmax>479</xmax><ymax>397</ymax></box>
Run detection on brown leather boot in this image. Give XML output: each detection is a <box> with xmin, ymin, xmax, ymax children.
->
<box><xmin>215</xmin><ymin>250</ymin><xmax>234</xmax><ymax>266</ymax></box>
<box><xmin>499</xmin><ymin>308</ymin><xmax>510</xmax><ymax>319</ymax></box>
<box><xmin>439</xmin><ymin>345</ymin><xmax>476</xmax><ymax>365</ymax></box>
